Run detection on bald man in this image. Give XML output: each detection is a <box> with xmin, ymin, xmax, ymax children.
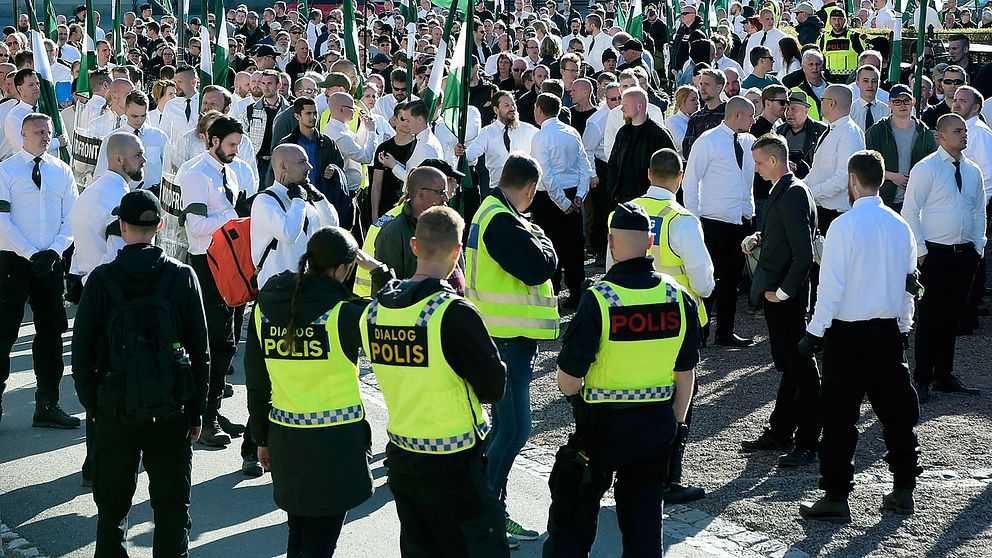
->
<box><xmin>325</xmin><ymin>90</ymin><xmax>377</xmax><ymax>192</ymax></box>
<box><xmin>607</xmin><ymin>87</ymin><xmax>677</xmax><ymax>203</ymax></box>
<box><xmin>91</xmin><ymin>78</ymin><xmax>136</xmax><ymax>135</ymax></box>
<box><xmin>806</xmin><ymin>84</ymin><xmax>866</xmax><ymax>228</ymax></box>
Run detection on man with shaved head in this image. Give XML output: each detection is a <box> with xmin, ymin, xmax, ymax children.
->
<box><xmin>326</xmin><ymin>90</ymin><xmax>377</xmax><ymax>192</ymax></box>
<box><xmin>608</xmin><ymin>87</ymin><xmax>676</xmax><ymax>204</ymax></box>
<box><xmin>806</xmin><ymin>84</ymin><xmax>865</xmax><ymax>230</ymax></box>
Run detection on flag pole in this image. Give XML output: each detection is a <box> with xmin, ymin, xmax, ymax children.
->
<box><xmin>912</xmin><ymin>0</ymin><xmax>928</xmax><ymax>118</ymax></box>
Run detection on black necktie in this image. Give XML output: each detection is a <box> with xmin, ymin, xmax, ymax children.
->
<box><xmin>134</xmin><ymin>127</ymin><xmax>140</xmax><ymax>136</ymax></box>
<box><xmin>953</xmin><ymin>160</ymin><xmax>962</xmax><ymax>191</ymax></box>
<box><xmin>733</xmin><ymin>132</ymin><xmax>744</xmax><ymax>169</ymax></box>
<box><xmin>185</xmin><ymin>98</ymin><xmax>192</xmax><ymax>122</ymax></box>
<box><xmin>32</xmin><ymin>156</ymin><xmax>42</xmax><ymax>189</ymax></box>
<box><xmin>31</xmin><ymin>105</ymin><xmax>37</xmax><ymax>112</ymax></box>
<box><xmin>864</xmin><ymin>102</ymin><xmax>875</xmax><ymax>130</ymax></box>
<box><xmin>503</xmin><ymin>126</ymin><xmax>511</xmax><ymax>152</ymax></box>
<box><xmin>759</xmin><ymin>31</ymin><xmax>768</xmax><ymax>45</ymax></box>
<box><xmin>221</xmin><ymin>166</ymin><xmax>234</xmax><ymax>204</ymax></box>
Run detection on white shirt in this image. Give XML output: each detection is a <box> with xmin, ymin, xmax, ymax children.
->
<box><xmin>712</xmin><ymin>55</ymin><xmax>744</xmax><ymax>79</ymax></box>
<box><xmin>582</xmin><ymin>105</ymin><xmax>611</xmax><ymax>163</ymax></box>
<box><xmin>371</xmin><ymin>92</ymin><xmax>419</xmax><ymax>121</ymax></box>
<box><xmin>0</xmin><ymin>150</ymin><xmax>77</xmax><ymax>258</ymax></box>
<box><xmin>50</xmin><ymin>61</ymin><xmax>73</xmax><ymax>86</ymax></box>
<box><xmin>0</xmin><ymin>99</ymin><xmax>18</xmax><ymax>159</ymax></box>
<box><xmin>166</xmin><ymin>126</ymin><xmax>259</xmax><ymax>188</ymax></box>
<box><xmin>808</xmin><ymin>195</ymin><xmax>916</xmax><ymax>336</ymax></box>
<box><xmin>324</xmin><ymin>116</ymin><xmax>378</xmax><ymax>191</ymax></box>
<box><xmin>870</xmin><ymin>7</ymin><xmax>897</xmax><ymax>28</ymax></box>
<box><xmin>465</xmin><ymin>119</ymin><xmax>539</xmax><ymax>191</ymax></box>
<box><xmin>983</xmin><ymin>101</ymin><xmax>992</xmax><ymax>129</ymax></box>
<box><xmin>806</xmin><ymin>115</ymin><xmax>866</xmax><ymax>212</ymax></box>
<box><xmin>180</xmin><ymin>153</ymin><xmax>240</xmax><ymax>255</ymax></box>
<box><xmin>665</xmin><ymin>111</ymin><xmax>691</xmax><ymax>156</ymax></box>
<box><xmin>60</xmin><ymin>43</ymin><xmax>81</xmax><ymax>63</ymax></box>
<box><xmin>94</xmin><ymin>124</ymin><xmax>168</xmax><ymax>189</ymax></box>
<box><xmin>682</xmin><ymin>123</ymin><xmax>756</xmax><ymax>225</ymax></box>
<box><xmin>251</xmin><ymin>182</ymin><xmax>339</xmax><ymax>288</ymax></box>
<box><xmin>964</xmin><ymin>115</ymin><xmax>992</xmax><ymax>201</ymax></box>
<box><xmin>531</xmin><ymin>117</ymin><xmax>594</xmax><ymax>212</ymax></box>
<box><xmin>5</xmin><ymin>101</ymin><xmax>68</xmax><ymax>157</ymax></box>
<box><xmin>902</xmin><ymin>147</ymin><xmax>987</xmax><ymax>256</ymax></box>
<box><xmin>158</xmin><ymin>93</ymin><xmax>200</xmax><ymax>144</ymax></box>
<box><xmin>391</xmin><ymin>126</ymin><xmax>444</xmax><ymax>182</ymax></box>
<box><xmin>849</xmin><ymin>96</ymin><xmax>892</xmax><ymax>132</ymax></box>
<box><xmin>68</xmin><ymin>170</ymin><xmax>129</xmax><ymax>278</ymax></box>
<box><xmin>434</xmin><ymin>106</ymin><xmax>481</xmax><ymax>169</ymax></box>
<box><xmin>742</xmin><ymin>27</ymin><xmax>787</xmax><ymax>75</ymax></box>
<box><xmin>603</xmin><ymin>103</ymin><xmax>666</xmax><ymax>160</ymax></box>
<box><xmin>584</xmin><ymin>31</ymin><xmax>612</xmax><ymax>72</ymax></box>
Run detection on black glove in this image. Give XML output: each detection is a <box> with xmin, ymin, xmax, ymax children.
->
<box><xmin>30</xmin><ymin>249</ymin><xmax>60</xmax><ymax>275</ymax></box>
<box><xmin>304</xmin><ymin>183</ymin><xmax>325</xmax><ymax>202</ymax></box>
<box><xmin>797</xmin><ymin>333</ymin><xmax>824</xmax><ymax>358</ymax></box>
<box><xmin>286</xmin><ymin>182</ymin><xmax>306</xmax><ymax>200</ymax></box>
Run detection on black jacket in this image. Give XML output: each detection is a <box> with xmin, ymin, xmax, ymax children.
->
<box><xmin>71</xmin><ymin>244</ymin><xmax>210</xmax><ymax>426</ymax></box>
<box><xmin>671</xmin><ymin>18</ymin><xmax>705</xmax><ymax>72</ymax></box>
<box><xmin>796</xmin><ymin>15</ymin><xmax>824</xmax><ymax>46</ymax></box>
<box><xmin>750</xmin><ymin>174</ymin><xmax>817</xmax><ymax>306</ymax></box>
<box><xmin>775</xmin><ymin>118</ymin><xmax>828</xmax><ymax>176</ymax></box>
<box><xmin>483</xmin><ymin>188</ymin><xmax>558</xmax><ymax>289</ymax></box>
<box><xmin>608</xmin><ymin>119</ymin><xmax>676</xmax><ymax>203</ymax></box>
<box><xmin>271</xmin><ymin>127</ymin><xmax>354</xmax><ymax>227</ymax></box>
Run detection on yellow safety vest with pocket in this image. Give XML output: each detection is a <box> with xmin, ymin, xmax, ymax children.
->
<box><xmin>819</xmin><ymin>29</ymin><xmax>859</xmax><ymax>79</ymax></box>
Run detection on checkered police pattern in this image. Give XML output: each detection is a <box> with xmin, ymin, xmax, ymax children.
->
<box><xmin>269</xmin><ymin>405</ymin><xmax>364</xmax><ymax>426</ymax></box>
<box><xmin>365</xmin><ymin>300</ymin><xmax>380</xmax><ymax>324</ymax></box>
<box><xmin>665</xmin><ymin>283</ymin><xmax>679</xmax><ymax>303</ymax></box>
<box><xmin>415</xmin><ymin>292</ymin><xmax>452</xmax><ymax>327</ymax></box>
<box><xmin>592</xmin><ymin>282</ymin><xmax>623</xmax><ymax>307</ymax></box>
<box><xmin>585</xmin><ymin>385</ymin><xmax>676</xmax><ymax>402</ymax></box>
<box><xmin>388</xmin><ymin>431</ymin><xmax>475</xmax><ymax>452</ymax></box>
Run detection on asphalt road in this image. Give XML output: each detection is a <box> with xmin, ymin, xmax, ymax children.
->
<box><xmin>0</xmin><ymin>310</ymin><xmax>722</xmax><ymax>558</ymax></box>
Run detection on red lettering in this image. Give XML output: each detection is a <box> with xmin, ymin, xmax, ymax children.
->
<box><xmin>667</xmin><ymin>312</ymin><xmax>681</xmax><ymax>331</ymax></box>
<box><xmin>628</xmin><ymin>313</ymin><xmax>646</xmax><ymax>332</ymax></box>
<box><xmin>610</xmin><ymin>314</ymin><xmax>628</xmax><ymax>334</ymax></box>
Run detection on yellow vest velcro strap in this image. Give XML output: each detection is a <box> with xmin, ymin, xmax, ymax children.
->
<box><xmin>584</xmin><ymin>385</ymin><xmax>675</xmax><ymax>402</ymax></box>
<box><xmin>464</xmin><ymin>288</ymin><xmax>558</xmax><ymax>308</ymax></box>
<box><xmin>270</xmin><ymin>405</ymin><xmax>364</xmax><ymax>426</ymax></box>
<box><xmin>482</xmin><ymin>315</ymin><xmax>561</xmax><ymax>331</ymax></box>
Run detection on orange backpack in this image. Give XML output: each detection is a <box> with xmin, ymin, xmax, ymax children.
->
<box><xmin>206</xmin><ymin>191</ymin><xmax>283</xmax><ymax>307</ymax></box>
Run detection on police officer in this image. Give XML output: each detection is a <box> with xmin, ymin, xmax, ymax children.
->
<box><xmin>360</xmin><ymin>206</ymin><xmax>509</xmax><ymax>557</ymax></box>
<box><xmin>608</xmin><ymin>148</ymin><xmax>713</xmax><ymax>504</ymax></box>
<box><xmin>798</xmin><ymin>150</ymin><xmax>922</xmax><ymax>523</ymax></box>
<box><xmin>71</xmin><ymin>190</ymin><xmax>210</xmax><ymax>557</ymax></box>
<box><xmin>247</xmin><ymin>227</ymin><xmax>390</xmax><ymax>556</ymax></box>
<box><xmin>818</xmin><ymin>8</ymin><xmax>865</xmax><ymax>84</ymax></box>
<box><xmin>545</xmin><ymin>203</ymin><xmax>700</xmax><ymax>557</ymax></box>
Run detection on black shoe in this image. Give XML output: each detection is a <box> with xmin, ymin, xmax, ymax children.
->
<box><xmin>881</xmin><ymin>488</ymin><xmax>915</xmax><ymax>515</ymax></box>
<box><xmin>665</xmin><ymin>483</ymin><xmax>705</xmax><ymax>504</ymax></box>
<box><xmin>199</xmin><ymin>418</ymin><xmax>232</xmax><ymax>447</ymax></box>
<box><xmin>932</xmin><ymin>377</ymin><xmax>981</xmax><ymax>396</ymax></box>
<box><xmin>915</xmin><ymin>383</ymin><xmax>930</xmax><ymax>404</ymax></box>
<box><xmin>33</xmin><ymin>402</ymin><xmax>81</xmax><ymax>429</ymax></box>
<box><xmin>241</xmin><ymin>456</ymin><xmax>264</xmax><ymax>477</ymax></box>
<box><xmin>223</xmin><ymin>382</ymin><xmax>235</xmax><ymax>398</ymax></box>
<box><xmin>741</xmin><ymin>430</ymin><xmax>792</xmax><ymax>453</ymax></box>
<box><xmin>778</xmin><ymin>447</ymin><xmax>818</xmax><ymax>468</ymax></box>
<box><xmin>714</xmin><ymin>333</ymin><xmax>754</xmax><ymax>347</ymax></box>
<box><xmin>217</xmin><ymin>414</ymin><xmax>245</xmax><ymax>437</ymax></box>
<box><xmin>799</xmin><ymin>496</ymin><xmax>851</xmax><ymax>523</ymax></box>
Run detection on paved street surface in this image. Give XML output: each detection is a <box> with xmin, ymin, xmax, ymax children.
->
<box><xmin>0</xmin><ymin>311</ymin><xmax>733</xmax><ymax>558</ymax></box>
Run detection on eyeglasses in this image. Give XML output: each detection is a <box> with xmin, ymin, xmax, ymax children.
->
<box><xmin>771</xmin><ymin>99</ymin><xmax>789</xmax><ymax>105</ymax></box>
<box><xmin>342</xmin><ymin>105</ymin><xmax>356</xmax><ymax>112</ymax></box>
<box><xmin>607</xmin><ymin>95</ymin><xmax>621</xmax><ymax>102</ymax></box>
<box><xmin>422</xmin><ymin>187</ymin><xmax>448</xmax><ymax>198</ymax></box>
<box><xmin>512</xmin><ymin>68</ymin><xmax>524</xmax><ymax>73</ymax></box>
<box><xmin>942</xmin><ymin>78</ymin><xmax>965</xmax><ymax>85</ymax></box>
<box><xmin>562</xmin><ymin>67</ymin><xmax>578</xmax><ymax>73</ymax></box>
<box><xmin>891</xmin><ymin>98</ymin><xmax>913</xmax><ymax>106</ymax></box>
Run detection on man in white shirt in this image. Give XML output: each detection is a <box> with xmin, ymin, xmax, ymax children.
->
<box><xmin>158</xmin><ymin>65</ymin><xmax>200</xmax><ymax>143</ymax></box>
<box><xmin>69</xmin><ymin>133</ymin><xmax>144</xmax><ymax>283</ymax></box>
<box><xmin>683</xmin><ymin>96</ymin><xmax>757</xmax><ymax>346</ymax></box>
<box><xmin>902</xmin><ymin>113</ymin><xmax>986</xmax><ymax>402</ymax></box>
<box><xmin>806</xmin><ymin>84</ymin><xmax>866</xmax><ymax>231</ymax></box>
<box><xmin>849</xmin><ymin>65</ymin><xmax>891</xmax><ymax>132</ymax></box>
<box><xmin>869</xmin><ymin>0</ymin><xmax>897</xmax><ymax>28</ymax></box>
<box><xmin>742</xmin><ymin>8</ymin><xmax>787</xmax><ymax>75</ymax></box>
<box><xmin>379</xmin><ymin>99</ymin><xmax>442</xmax><ymax>183</ymax></box>
<box><xmin>798</xmin><ymin>149</ymin><xmax>921</xmax><ymax>524</ymax></box>
<box><xmin>0</xmin><ymin>113</ymin><xmax>79</xmax><ymax>428</ymax></box>
<box><xmin>5</xmin><ymin>69</ymin><xmax>69</xmax><ymax>158</ymax></box>
<box><xmin>180</xmin><ymin>114</ymin><xmax>244</xmax><ymax>450</ymax></box>
<box><xmin>89</xmin><ymin>78</ymin><xmax>134</xmax><ymax>138</ymax></box>
<box><xmin>583</xmin><ymin>13</ymin><xmax>611</xmax><ymax>73</ymax></box>
<box><xmin>324</xmin><ymin>91</ymin><xmax>377</xmax><ymax>192</ymax></box>
<box><xmin>583</xmin><ymin>82</ymin><xmax>622</xmax><ymax>262</ymax></box>
<box><xmin>456</xmin><ymin>91</ymin><xmax>538</xmax><ymax>192</ymax></box>
<box><xmin>530</xmin><ymin>93</ymin><xmax>594</xmax><ymax>308</ymax></box>
<box><xmin>711</xmin><ymin>33</ymin><xmax>744</xmax><ymax>79</ymax></box>
<box><xmin>108</xmin><ymin>91</ymin><xmax>167</xmax><ymax>191</ymax></box>
<box><xmin>371</xmin><ymin>67</ymin><xmax>416</xmax><ymax>121</ymax></box>
<box><xmin>952</xmin><ymin>86</ymin><xmax>992</xmax><ymax>201</ymax></box>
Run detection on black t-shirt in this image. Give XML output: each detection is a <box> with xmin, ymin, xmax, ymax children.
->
<box><xmin>570</xmin><ymin>107</ymin><xmax>597</xmax><ymax>136</ymax></box>
<box><xmin>372</xmin><ymin>137</ymin><xmax>415</xmax><ymax>215</ymax></box>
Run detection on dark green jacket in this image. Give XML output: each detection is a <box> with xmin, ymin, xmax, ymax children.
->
<box><xmin>373</xmin><ymin>200</ymin><xmax>418</xmax><ymax>295</ymax></box>
<box><xmin>865</xmin><ymin>115</ymin><xmax>937</xmax><ymax>207</ymax></box>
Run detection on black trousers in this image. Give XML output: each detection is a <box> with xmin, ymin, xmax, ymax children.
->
<box><xmin>587</xmin><ymin>158</ymin><xmax>612</xmax><ymax>255</ymax></box>
<box><xmin>0</xmin><ymin>251</ymin><xmax>68</xmax><ymax>403</ymax></box>
<box><xmin>188</xmin><ymin>255</ymin><xmax>236</xmax><ymax>421</ymax></box>
<box><xmin>819</xmin><ymin>319</ymin><xmax>921</xmax><ymax>500</ymax></box>
<box><xmin>388</xmin><ymin>448</ymin><xmax>509</xmax><ymax>558</ymax></box>
<box><xmin>93</xmin><ymin>412</ymin><xmax>192</xmax><ymax>558</ymax></box>
<box><xmin>240</xmin><ymin>304</ymin><xmax>262</xmax><ymax>459</ymax></box>
<box><xmin>543</xmin><ymin>406</ymin><xmax>675</xmax><ymax>558</ymax></box>
<box><xmin>963</xmin><ymin>200</ymin><xmax>992</xmax><ymax>331</ymax></box>
<box><xmin>287</xmin><ymin>513</ymin><xmax>347</xmax><ymax>558</ymax></box>
<box><xmin>764</xmin><ymin>296</ymin><xmax>821</xmax><ymax>451</ymax></box>
<box><xmin>700</xmin><ymin>218</ymin><xmax>749</xmax><ymax>339</ymax></box>
<box><xmin>914</xmin><ymin>243</ymin><xmax>981</xmax><ymax>386</ymax></box>
<box><xmin>529</xmin><ymin>189</ymin><xmax>585</xmax><ymax>297</ymax></box>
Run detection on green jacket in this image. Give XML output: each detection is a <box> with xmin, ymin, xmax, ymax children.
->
<box><xmin>865</xmin><ymin>116</ymin><xmax>937</xmax><ymax>207</ymax></box>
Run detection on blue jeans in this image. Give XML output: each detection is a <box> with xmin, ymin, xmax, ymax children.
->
<box><xmin>486</xmin><ymin>337</ymin><xmax>538</xmax><ymax>504</ymax></box>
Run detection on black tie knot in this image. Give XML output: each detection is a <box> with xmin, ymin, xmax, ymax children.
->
<box><xmin>31</xmin><ymin>156</ymin><xmax>42</xmax><ymax>188</ymax></box>
<box><xmin>952</xmin><ymin>160</ymin><xmax>962</xmax><ymax>191</ymax></box>
<box><xmin>732</xmin><ymin>132</ymin><xmax>744</xmax><ymax>169</ymax></box>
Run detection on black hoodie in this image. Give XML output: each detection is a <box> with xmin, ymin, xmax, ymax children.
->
<box><xmin>72</xmin><ymin>244</ymin><xmax>210</xmax><ymax>426</ymax></box>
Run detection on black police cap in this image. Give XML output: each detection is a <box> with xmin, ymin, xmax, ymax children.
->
<box><xmin>610</xmin><ymin>202</ymin><xmax>651</xmax><ymax>232</ymax></box>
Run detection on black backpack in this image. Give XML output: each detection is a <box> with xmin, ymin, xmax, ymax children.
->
<box><xmin>103</xmin><ymin>265</ymin><xmax>194</xmax><ymax>423</ymax></box>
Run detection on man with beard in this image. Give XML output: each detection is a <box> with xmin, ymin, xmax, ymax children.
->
<box><xmin>457</xmin><ymin>90</ymin><xmax>540</xmax><ymax>193</ymax></box>
<box><xmin>242</xmin><ymin>69</ymin><xmax>290</xmax><ymax>185</ymax></box>
<box><xmin>682</xmin><ymin>69</ymin><xmax>727</xmax><ymax>157</ymax></box>
<box><xmin>607</xmin><ymin>87</ymin><xmax>676</xmax><ymax>203</ymax></box>
<box><xmin>372</xmin><ymin>68</ymin><xmax>417</xmax><ymax>121</ymax></box>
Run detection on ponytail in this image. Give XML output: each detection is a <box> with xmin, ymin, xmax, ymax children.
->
<box><xmin>283</xmin><ymin>251</ymin><xmax>310</xmax><ymax>350</ymax></box>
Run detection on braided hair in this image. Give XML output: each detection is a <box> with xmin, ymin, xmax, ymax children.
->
<box><xmin>284</xmin><ymin>227</ymin><xmax>359</xmax><ymax>349</ymax></box>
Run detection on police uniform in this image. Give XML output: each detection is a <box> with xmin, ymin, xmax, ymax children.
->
<box><xmin>246</xmin><ymin>270</ymin><xmax>375</xmax><ymax>552</ymax></box>
<box><xmin>545</xmin><ymin>204</ymin><xmax>701</xmax><ymax>557</ymax></box>
<box><xmin>361</xmin><ymin>277</ymin><xmax>509</xmax><ymax>557</ymax></box>
<box><xmin>353</xmin><ymin>204</ymin><xmax>403</xmax><ymax>297</ymax></box>
<box><xmin>818</xmin><ymin>21</ymin><xmax>865</xmax><ymax>84</ymax></box>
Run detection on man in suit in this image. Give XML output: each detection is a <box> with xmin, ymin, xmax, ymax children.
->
<box><xmin>741</xmin><ymin>133</ymin><xmax>821</xmax><ymax>468</ymax></box>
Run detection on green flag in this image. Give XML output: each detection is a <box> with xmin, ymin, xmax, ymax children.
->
<box><xmin>43</xmin><ymin>0</ymin><xmax>58</xmax><ymax>41</ymax></box>
<box><xmin>665</xmin><ymin>0</ymin><xmax>677</xmax><ymax>41</ymax></box>
<box><xmin>213</xmin><ymin>0</ymin><xmax>230</xmax><ymax>86</ymax></box>
<box><xmin>112</xmin><ymin>0</ymin><xmax>125</xmax><ymax>64</ymax></box>
<box><xmin>423</xmin><ymin>0</ymin><xmax>468</xmax><ymax>119</ymax></box>
<box><xmin>625</xmin><ymin>0</ymin><xmax>642</xmax><ymax>40</ymax></box>
<box><xmin>912</xmin><ymin>0</ymin><xmax>928</xmax><ymax>117</ymax></box>
<box><xmin>25</xmin><ymin>0</ymin><xmax>70</xmax><ymax>163</ymax></box>
<box><xmin>342</xmin><ymin>0</ymin><xmax>365</xmax><ymax>94</ymax></box>
<box><xmin>401</xmin><ymin>0</ymin><xmax>416</xmax><ymax>97</ymax></box>
<box><xmin>888</xmin><ymin>0</ymin><xmax>905</xmax><ymax>83</ymax></box>
<box><xmin>615</xmin><ymin>0</ymin><xmax>627</xmax><ymax>29</ymax></box>
<box><xmin>440</xmin><ymin>12</ymin><xmax>473</xmax><ymax>212</ymax></box>
<box><xmin>199</xmin><ymin>21</ymin><xmax>213</xmax><ymax>86</ymax></box>
<box><xmin>298</xmin><ymin>0</ymin><xmax>308</xmax><ymax>18</ymax></box>
<box><xmin>75</xmin><ymin>0</ymin><xmax>97</xmax><ymax>98</ymax></box>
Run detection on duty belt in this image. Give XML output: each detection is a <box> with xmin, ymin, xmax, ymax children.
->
<box><xmin>584</xmin><ymin>385</ymin><xmax>675</xmax><ymax>402</ymax></box>
<box><xmin>388</xmin><ymin>422</ymin><xmax>491</xmax><ymax>453</ymax></box>
<box><xmin>270</xmin><ymin>405</ymin><xmax>363</xmax><ymax>426</ymax></box>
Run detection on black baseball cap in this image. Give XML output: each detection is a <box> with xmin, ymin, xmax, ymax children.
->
<box><xmin>610</xmin><ymin>202</ymin><xmax>651</xmax><ymax>232</ymax></box>
<box><xmin>420</xmin><ymin>158</ymin><xmax>466</xmax><ymax>180</ymax></box>
<box><xmin>253</xmin><ymin>44</ymin><xmax>278</xmax><ymax>58</ymax></box>
<box><xmin>889</xmin><ymin>84</ymin><xmax>913</xmax><ymax>99</ymax></box>
<box><xmin>113</xmin><ymin>190</ymin><xmax>163</xmax><ymax>227</ymax></box>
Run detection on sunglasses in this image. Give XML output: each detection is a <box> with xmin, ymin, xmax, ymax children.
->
<box><xmin>770</xmin><ymin>99</ymin><xmax>789</xmax><ymax>105</ymax></box>
<box><xmin>942</xmin><ymin>78</ymin><xmax>964</xmax><ymax>85</ymax></box>
<box><xmin>422</xmin><ymin>187</ymin><xmax>449</xmax><ymax>198</ymax></box>
<box><xmin>607</xmin><ymin>95</ymin><xmax>621</xmax><ymax>102</ymax></box>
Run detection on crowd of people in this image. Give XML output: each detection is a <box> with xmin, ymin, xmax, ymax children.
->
<box><xmin>0</xmin><ymin>0</ymin><xmax>991</xmax><ymax>555</ymax></box>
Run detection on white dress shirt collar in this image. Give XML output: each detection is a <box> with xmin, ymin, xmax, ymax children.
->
<box><xmin>18</xmin><ymin>149</ymin><xmax>47</xmax><ymax>164</ymax></box>
<box><xmin>829</xmin><ymin>115</ymin><xmax>853</xmax><ymax>129</ymax></box>
<box><xmin>539</xmin><ymin>117</ymin><xmax>560</xmax><ymax>130</ymax></box>
<box><xmin>853</xmin><ymin>194</ymin><xmax>883</xmax><ymax>209</ymax></box>
<box><xmin>646</xmin><ymin>185</ymin><xmax>676</xmax><ymax>200</ymax></box>
<box><xmin>934</xmin><ymin>146</ymin><xmax>958</xmax><ymax>164</ymax></box>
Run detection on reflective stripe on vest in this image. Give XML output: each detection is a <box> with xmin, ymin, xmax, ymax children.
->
<box><xmin>820</xmin><ymin>29</ymin><xmax>859</xmax><ymax>75</ymax></box>
<box><xmin>464</xmin><ymin>196</ymin><xmax>560</xmax><ymax>339</ymax></box>
<box><xmin>270</xmin><ymin>405</ymin><xmax>364</xmax><ymax>426</ymax></box>
<box><xmin>388</xmin><ymin>422</ymin><xmax>492</xmax><ymax>453</ymax></box>
<box><xmin>353</xmin><ymin>206</ymin><xmax>403</xmax><ymax>297</ymax></box>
